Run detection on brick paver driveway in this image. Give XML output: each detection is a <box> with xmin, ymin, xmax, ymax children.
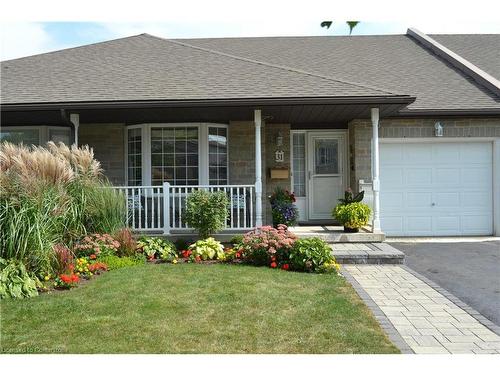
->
<box><xmin>343</xmin><ymin>265</ymin><xmax>500</xmax><ymax>354</ymax></box>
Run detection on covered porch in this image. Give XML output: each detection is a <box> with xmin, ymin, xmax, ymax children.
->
<box><xmin>2</xmin><ymin>96</ymin><xmax>414</xmax><ymax>236</ymax></box>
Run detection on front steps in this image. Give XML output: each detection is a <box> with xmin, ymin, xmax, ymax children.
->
<box><xmin>289</xmin><ymin>225</ymin><xmax>385</xmax><ymax>243</ymax></box>
<box><xmin>331</xmin><ymin>243</ymin><xmax>405</xmax><ymax>264</ymax></box>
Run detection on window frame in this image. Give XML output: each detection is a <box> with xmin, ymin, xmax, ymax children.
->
<box><xmin>125</xmin><ymin>123</ymin><xmax>229</xmax><ymax>187</ymax></box>
<box><xmin>0</xmin><ymin>125</ymin><xmax>72</xmax><ymax>146</ymax></box>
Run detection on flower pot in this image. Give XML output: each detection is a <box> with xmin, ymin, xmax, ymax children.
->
<box><xmin>343</xmin><ymin>226</ymin><xmax>359</xmax><ymax>233</ymax></box>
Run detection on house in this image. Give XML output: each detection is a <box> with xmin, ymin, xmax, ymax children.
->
<box><xmin>1</xmin><ymin>28</ymin><xmax>499</xmax><ymax>237</ymax></box>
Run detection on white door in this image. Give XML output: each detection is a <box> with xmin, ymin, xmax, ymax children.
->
<box><xmin>308</xmin><ymin>133</ymin><xmax>346</xmax><ymax>220</ymax></box>
<box><xmin>380</xmin><ymin>141</ymin><xmax>493</xmax><ymax>236</ymax></box>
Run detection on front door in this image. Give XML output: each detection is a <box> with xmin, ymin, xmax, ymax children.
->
<box><xmin>307</xmin><ymin>133</ymin><xmax>346</xmax><ymax>220</ymax></box>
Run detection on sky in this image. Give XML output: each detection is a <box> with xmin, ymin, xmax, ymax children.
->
<box><xmin>1</xmin><ymin>0</ymin><xmax>500</xmax><ymax>61</ymax></box>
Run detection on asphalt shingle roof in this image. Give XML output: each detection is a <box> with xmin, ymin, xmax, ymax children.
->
<box><xmin>430</xmin><ymin>34</ymin><xmax>500</xmax><ymax>80</ymax></box>
<box><xmin>1</xmin><ymin>33</ymin><xmax>499</xmax><ymax>112</ymax></box>
<box><xmin>182</xmin><ymin>34</ymin><xmax>500</xmax><ymax>111</ymax></box>
<box><xmin>0</xmin><ymin>34</ymin><xmax>398</xmax><ymax>105</ymax></box>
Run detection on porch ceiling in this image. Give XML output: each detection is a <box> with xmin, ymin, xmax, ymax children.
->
<box><xmin>1</xmin><ymin>98</ymin><xmax>412</xmax><ymax>126</ymax></box>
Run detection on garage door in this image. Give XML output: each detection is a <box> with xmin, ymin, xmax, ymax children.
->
<box><xmin>380</xmin><ymin>141</ymin><xmax>493</xmax><ymax>236</ymax></box>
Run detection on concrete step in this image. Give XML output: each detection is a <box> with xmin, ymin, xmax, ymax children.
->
<box><xmin>331</xmin><ymin>243</ymin><xmax>405</xmax><ymax>264</ymax></box>
<box><xmin>289</xmin><ymin>226</ymin><xmax>385</xmax><ymax>243</ymax></box>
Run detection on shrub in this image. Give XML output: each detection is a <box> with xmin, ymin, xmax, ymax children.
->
<box><xmin>239</xmin><ymin>225</ymin><xmax>296</xmax><ymax>266</ymax></box>
<box><xmin>74</xmin><ymin>233</ymin><xmax>120</xmax><ymax>259</ymax></box>
<box><xmin>137</xmin><ymin>237</ymin><xmax>176</xmax><ymax>261</ymax></box>
<box><xmin>0</xmin><ymin>258</ymin><xmax>39</xmax><ymax>299</ymax></box>
<box><xmin>333</xmin><ymin>202</ymin><xmax>371</xmax><ymax>229</ymax></box>
<box><xmin>289</xmin><ymin>238</ymin><xmax>339</xmax><ymax>273</ymax></box>
<box><xmin>98</xmin><ymin>254</ymin><xmax>145</xmax><ymax>270</ymax></box>
<box><xmin>113</xmin><ymin>228</ymin><xmax>138</xmax><ymax>257</ymax></box>
<box><xmin>188</xmin><ymin>237</ymin><xmax>225</xmax><ymax>261</ymax></box>
<box><xmin>184</xmin><ymin>190</ymin><xmax>229</xmax><ymax>239</ymax></box>
<box><xmin>269</xmin><ymin>187</ymin><xmax>298</xmax><ymax>227</ymax></box>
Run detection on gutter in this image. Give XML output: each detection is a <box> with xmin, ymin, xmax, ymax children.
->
<box><xmin>0</xmin><ymin>95</ymin><xmax>416</xmax><ymax>111</ymax></box>
<box><xmin>407</xmin><ymin>28</ymin><xmax>500</xmax><ymax>97</ymax></box>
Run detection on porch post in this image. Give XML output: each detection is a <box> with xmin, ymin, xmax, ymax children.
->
<box><xmin>371</xmin><ymin>108</ymin><xmax>381</xmax><ymax>233</ymax></box>
<box><xmin>254</xmin><ymin>109</ymin><xmax>263</xmax><ymax>227</ymax></box>
<box><xmin>70</xmin><ymin>113</ymin><xmax>80</xmax><ymax>146</ymax></box>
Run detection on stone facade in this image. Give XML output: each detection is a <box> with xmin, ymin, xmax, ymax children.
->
<box><xmin>264</xmin><ymin>123</ymin><xmax>291</xmax><ymax>224</ymax></box>
<box><xmin>79</xmin><ymin>123</ymin><xmax>126</xmax><ymax>185</ymax></box>
<box><xmin>348</xmin><ymin>117</ymin><xmax>500</xmax><ymax>191</ymax></box>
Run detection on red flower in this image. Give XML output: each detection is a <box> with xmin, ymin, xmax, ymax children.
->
<box><xmin>71</xmin><ymin>274</ymin><xmax>79</xmax><ymax>283</ymax></box>
<box><xmin>235</xmin><ymin>252</ymin><xmax>241</xmax><ymax>258</ymax></box>
<box><xmin>271</xmin><ymin>256</ymin><xmax>276</xmax><ymax>262</ymax></box>
<box><xmin>270</xmin><ymin>262</ymin><xmax>277</xmax><ymax>268</ymax></box>
<box><xmin>89</xmin><ymin>254</ymin><xmax>97</xmax><ymax>260</ymax></box>
<box><xmin>281</xmin><ymin>264</ymin><xmax>290</xmax><ymax>270</ymax></box>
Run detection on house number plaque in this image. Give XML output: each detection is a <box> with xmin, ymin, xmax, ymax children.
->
<box><xmin>275</xmin><ymin>150</ymin><xmax>284</xmax><ymax>163</ymax></box>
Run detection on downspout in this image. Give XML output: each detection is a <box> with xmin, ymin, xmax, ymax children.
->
<box><xmin>60</xmin><ymin>109</ymin><xmax>79</xmax><ymax>146</ymax></box>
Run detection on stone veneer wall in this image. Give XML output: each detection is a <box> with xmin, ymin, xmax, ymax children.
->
<box><xmin>228</xmin><ymin>121</ymin><xmax>291</xmax><ymax>224</ymax></box>
<box><xmin>348</xmin><ymin>117</ymin><xmax>500</xmax><ymax>192</ymax></box>
<box><xmin>264</xmin><ymin>123</ymin><xmax>291</xmax><ymax>224</ymax></box>
<box><xmin>79</xmin><ymin>123</ymin><xmax>125</xmax><ymax>185</ymax></box>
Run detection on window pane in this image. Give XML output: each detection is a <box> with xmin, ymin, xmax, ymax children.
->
<box><xmin>150</xmin><ymin>126</ymin><xmax>199</xmax><ymax>185</ymax></box>
<box><xmin>0</xmin><ymin>129</ymin><xmax>40</xmax><ymax>146</ymax></box>
<box><xmin>49</xmin><ymin>128</ymin><xmax>71</xmax><ymax>145</ymax></box>
<box><xmin>127</xmin><ymin>128</ymin><xmax>142</xmax><ymax>186</ymax></box>
<box><xmin>207</xmin><ymin>126</ymin><xmax>228</xmax><ymax>185</ymax></box>
<box><xmin>315</xmin><ymin>139</ymin><xmax>338</xmax><ymax>174</ymax></box>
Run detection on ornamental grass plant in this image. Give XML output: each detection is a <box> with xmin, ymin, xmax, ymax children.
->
<box><xmin>0</xmin><ymin>142</ymin><xmax>126</xmax><ymax>277</ymax></box>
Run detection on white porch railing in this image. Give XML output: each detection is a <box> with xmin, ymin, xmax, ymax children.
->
<box><xmin>112</xmin><ymin>183</ymin><xmax>255</xmax><ymax>234</ymax></box>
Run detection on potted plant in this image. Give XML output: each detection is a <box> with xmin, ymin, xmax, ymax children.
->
<box><xmin>332</xmin><ymin>189</ymin><xmax>371</xmax><ymax>233</ymax></box>
<box><xmin>269</xmin><ymin>187</ymin><xmax>298</xmax><ymax>228</ymax></box>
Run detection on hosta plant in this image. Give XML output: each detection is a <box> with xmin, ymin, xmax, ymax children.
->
<box><xmin>137</xmin><ymin>237</ymin><xmax>176</xmax><ymax>261</ymax></box>
<box><xmin>289</xmin><ymin>238</ymin><xmax>339</xmax><ymax>273</ymax></box>
<box><xmin>188</xmin><ymin>237</ymin><xmax>225</xmax><ymax>261</ymax></box>
<box><xmin>0</xmin><ymin>258</ymin><xmax>39</xmax><ymax>299</ymax></box>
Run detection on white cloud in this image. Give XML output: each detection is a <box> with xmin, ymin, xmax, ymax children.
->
<box><xmin>0</xmin><ymin>22</ymin><xmax>68</xmax><ymax>60</ymax></box>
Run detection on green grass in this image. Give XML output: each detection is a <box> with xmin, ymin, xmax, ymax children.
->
<box><xmin>0</xmin><ymin>264</ymin><xmax>399</xmax><ymax>354</ymax></box>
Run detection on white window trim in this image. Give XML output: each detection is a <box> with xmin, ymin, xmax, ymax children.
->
<box><xmin>0</xmin><ymin>125</ymin><xmax>71</xmax><ymax>145</ymax></box>
<box><xmin>125</xmin><ymin>123</ymin><xmax>228</xmax><ymax>186</ymax></box>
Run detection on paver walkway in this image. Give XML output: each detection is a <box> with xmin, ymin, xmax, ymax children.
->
<box><xmin>343</xmin><ymin>265</ymin><xmax>500</xmax><ymax>354</ymax></box>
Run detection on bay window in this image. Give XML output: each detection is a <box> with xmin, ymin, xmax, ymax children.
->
<box><xmin>126</xmin><ymin>123</ymin><xmax>228</xmax><ymax>186</ymax></box>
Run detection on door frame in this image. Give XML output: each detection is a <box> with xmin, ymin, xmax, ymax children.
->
<box><xmin>379</xmin><ymin>137</ymin><xmax>500</xmax><ymax>236</ymax></box>
<box><xmin>290</xmin><ymin>129</ymin><xmax>349</xmax><ymax>222</ymax></box>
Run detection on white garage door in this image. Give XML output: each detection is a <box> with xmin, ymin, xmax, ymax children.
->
<box><xmin>380</xmin><ymin>141</ymin><xmax>493</xmax><ymax>236</ymax></box>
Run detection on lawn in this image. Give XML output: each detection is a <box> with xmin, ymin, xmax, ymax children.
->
<box><xmin>0</xmin><ymin>263</ymin><xmax>399</xmax><ymax>354</ymax></box>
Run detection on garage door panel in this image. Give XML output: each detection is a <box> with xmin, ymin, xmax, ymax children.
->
<box><xmin>407</xmin><ymin>216</ymin><xmax>433</xmax><ymax>232</ymax></box>
<box><xmin>462</xmin><ymin>215</ymin><xmax>493</xmax><ymax>234</ymax></box>
<box><xmin>380</xmin><ymin>144</ymin><xmax>403</xmax><ymax>164</ymax></box>
<box><xmin>434</xmin><ymin>168</ymin><xmax>460</xmax><ymax>185</ymax></box>
<box><xmin>405</xmin><ymin>168</ymin><xmax>432</xmax><ymax>185</ymax></box>
<box><xmin>404</xmin><ymin>144</ymin><xmax>433</xmax><ymax>163</ymax></box>
<box><xmin>461</xmin><ymin>167</ymin><xmax>492</xmax><ymax>186</ymax></box>
<box><xmin>380</xmin><ymin>192</ymin><xmax>403</xmax><ymax>210</ymax></box>
<box><xmin>433</xmin><ymin>216</ymin><xmax>460</xmax><ymax>233</ymax></box>
<box><xmin>380</xmin><ymin>141</ymin><xmax>493</xmax><ymax>236</ymax></box>
<box><xmin>381</xmin><ymin>167</ymin><xmax>404</xmax><ymax>185</ymax></box>
<box><xmin>382</xmin><ymin>216</ymin><xmax>404</xmax><ymax>234</ymax></box>
<box><xmin>461</xmin><ymin>191</ymin><xmax>491</xmax><ymax>208</ymax></box>
<box><xmin>434</xmin><ymin>192</ymin><xmax>460</xmax><ymax>207</ymax></box>
<box><xmin>433</xmin><ymin>144</ymin><xmax>460</xmax><ymax>162</ymax></box>
<box><xmin>460</xmin><ymin>143</ymin><xmax>492</xmax><ymax>161</ymax></box>
<box><xmin>406</xmin><ymin>192</ymin><xmax>432</xmax><ymax>208</ymax></box>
